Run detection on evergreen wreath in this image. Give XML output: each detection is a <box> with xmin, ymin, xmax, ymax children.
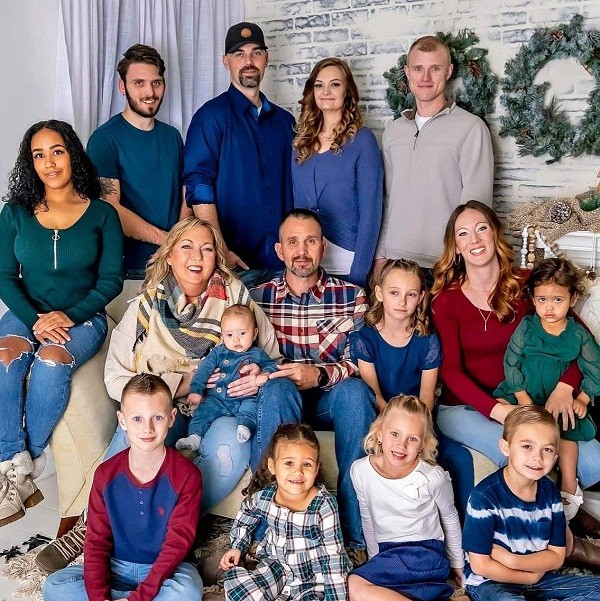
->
<box><xmin>383</xmin><ymin>30</ymin><xmax>498</xmax><ymax>121</ymax></box>
<box><xmin>499</xmin><ymin>14</ymin><xmax>600</xmax><ymax>164</ymax></box>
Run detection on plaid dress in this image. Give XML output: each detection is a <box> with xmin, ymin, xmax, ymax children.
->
<box><xmin>223</xmin><ymin>484</ymin><xmax>351</xmax><ymax>600</ymax></box>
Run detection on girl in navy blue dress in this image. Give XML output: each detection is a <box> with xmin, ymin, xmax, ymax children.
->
<box><xmin>350</xmin><ymin>259</ymin><xmax>441</xmax><ymax>413</ymax></box>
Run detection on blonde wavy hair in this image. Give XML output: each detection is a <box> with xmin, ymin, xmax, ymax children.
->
<box><xmin>366</xmin><ymin>259</ymin><xmax>432</xmax><ymax>335</ymax></box>
<box><xmin>142</xmin><ymin>217</ymin><xmax>235</xmax><ymax>291</ymax></box>
<box><xmin>431</xmin><ymin>200</ymin><xmax>523</xmax><ymax>323</ymax></box>
<box><xmin>293</xmin><ymin>57</ymin><xmax>363</xmax><ymax>164</ymax></box>
<box><xmin>363</xmin><ymin>395</ymin><xmax>438</xmax><ymax>465</ymax></box>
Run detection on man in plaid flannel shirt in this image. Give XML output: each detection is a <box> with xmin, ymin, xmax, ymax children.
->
<box><xmin>250</xmin><ymin>209</ymin><xmax>376</xmax><ymax>565</ymax></box>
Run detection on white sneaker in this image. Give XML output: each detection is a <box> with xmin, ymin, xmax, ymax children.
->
<box><xmin>175</xmin><ymin>433</ymin><xmax>202</xmax><ymax>452</ymax></box>
<box><xmin>237</xmin><ymin>425</ymin><xmax>251</xmax><ymax>443</ymax></box>
<box><xmin>0</xmin><ymin>471</ymin><xmax>24</xmax><ymax>527</ymax></box>
<box><xmin>562</xmin><ymin>483</ymin><xmax>584</xmax><ymax>522</ymax></box>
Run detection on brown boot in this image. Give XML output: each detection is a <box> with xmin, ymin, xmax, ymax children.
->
<box><xmin>570</xmin><ymin>507</ymin><xmax>600</xmax><ymax>540</ymax></box>
<box><xmin>565</xmin><ymin>536</ymin><xmax>600</xmax><ymax>572</ymax></box>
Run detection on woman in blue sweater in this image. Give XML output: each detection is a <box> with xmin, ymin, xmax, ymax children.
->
<box><xmin>0</xmin><ymin>120</ymin><xmax>123</xmax><ymax>526</ymax></box>
<box><xmin>292</xmin><ymin>58</ymin><xmax>384</xmax><ymax>288</ymax></box>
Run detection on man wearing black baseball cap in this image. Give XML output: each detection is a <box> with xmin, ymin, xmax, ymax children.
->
<box><xmin>183</xmin><ymin>22</ymin><xmax>295</xmax><ymax>288</ymax></box>
<box><xmin>224</xmin><ymin>21</ymin><xmax>268</xmax><ymax>54</ymax></box>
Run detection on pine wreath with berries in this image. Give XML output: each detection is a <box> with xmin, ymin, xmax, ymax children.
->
<box><xmin>499</xmin><ymin>14</ymin><xmax>600</xmax><ymax>163</ymax></box>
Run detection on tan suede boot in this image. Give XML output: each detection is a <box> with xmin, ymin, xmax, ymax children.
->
<box><xmin>4</xmin><ymin>451</ymin><xmax>44</xmax><ymax>509</ymax></box>
<box><xmin>0</xmin><ymin>469</ymin><xmax>24</xmax><ymax>527</ymax></box>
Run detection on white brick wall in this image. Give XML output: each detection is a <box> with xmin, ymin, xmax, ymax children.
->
<box><xmin>245</xmin><ymin>0</ymin><xmax>600</xmax><ymax>222</ymax></box>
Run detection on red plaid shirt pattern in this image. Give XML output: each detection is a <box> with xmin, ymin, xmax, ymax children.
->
<box><xmin>250</xmin><ymin>270</ymin><xmax>367</xmax><ymax>389</ymax></box>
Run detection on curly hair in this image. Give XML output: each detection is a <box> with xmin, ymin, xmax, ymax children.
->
<box><xmin>363</xmin><ymin>394</ymin><xmax>438</xmax><ymax>465</ymax></box>
<box><xmin>431</xmin><ymin>200</ymin><xmax>523</xmax><ymax>323</ymax></box>
<box><xmin>142</xmin><ymin>217</ymin><xmax>235</xmax><ymax>290</ymax></box>
<box><xmin>366</xmin><ymin>259</ymin><xmax>432</xmax><ymax>335</ymax></box>
<box><xmin>4</xmin><ymin>120</ymin><xmax>102</xmax><ymax>215</ymax></box>
<box><xmin>244</xmin><ymin>423</ymin><xmax>323</xmax><ymax>497</ymax></box>
<box><xmin>293</xmin><ymin>58</ymin><xmax>363</xmax><ymax>164</ymax></box>
<box><xmin>525</xmin><ymin>257</ymin><xmax>584</xmax><ymax>299</ymax></box>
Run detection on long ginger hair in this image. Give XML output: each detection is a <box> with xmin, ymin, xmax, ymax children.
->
<box><xmin>431</xmin><ymin>200</ymin><xmax>522</xmax><ymax>323</ymax></box>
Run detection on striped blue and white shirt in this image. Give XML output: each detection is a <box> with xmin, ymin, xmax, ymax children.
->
<box><xmin>462</xmin><ymin>469</ymin><xmax>566</xmax><ymax>587</ymax></box>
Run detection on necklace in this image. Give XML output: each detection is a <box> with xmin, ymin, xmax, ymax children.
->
<box><xmin>476</xmin><ymin>307</ymin><xmax>492</xmax><ymax>332</ymax></box>
<box><xmin>466</xmin><ymin>283</ymin><xmax>493</xmax><ymax>332</ymax></box>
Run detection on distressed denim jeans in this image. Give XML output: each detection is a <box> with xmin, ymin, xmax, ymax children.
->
<box><xmin>0</xmin><ymin>310</ymin><xmax>107</xmax><ymax>461</ymax></box>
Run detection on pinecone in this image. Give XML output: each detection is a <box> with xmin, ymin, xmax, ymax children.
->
<box><xmin>519</xmin><ymin>126</ymin><xmax>532</xmax><ymax>138</ymax></box>
<box><xmin>550</xmin><ymin>29</ymin><xmax>564</xmax><ymax>41</ymax></box>
<box><xmin>468</xmin><ymin>60</ymin><xmax>482</xmax><ymax>78</ymax></box>
<box><xmin>548</xmin><ymin>201</ymin><xmax>571</xmax><ymax>224</ymax></box>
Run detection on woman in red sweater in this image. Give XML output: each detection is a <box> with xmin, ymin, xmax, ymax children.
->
<box><xmin>431</xmin><ymin>200</ymin><xmax>600</xmax><ymax>539</ymax></box>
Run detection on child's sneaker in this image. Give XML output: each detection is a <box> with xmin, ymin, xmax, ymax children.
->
<box><xmin>175</xmin><ymin>434</ymin><xmax>202</xmax><ymax>452</ymax></box>
<box><xmin>35</xmin><ymin>512</ymin><xmax>86</xmax><ymax>573</ymax></box>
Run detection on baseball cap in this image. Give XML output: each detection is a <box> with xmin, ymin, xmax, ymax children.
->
<box><xmin>225</xmin><ymin>22</ymin><xmax>268</xmax><ymax>54</ymax></box>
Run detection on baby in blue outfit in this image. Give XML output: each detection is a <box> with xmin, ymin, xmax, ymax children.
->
<box><xmin>176</xmin><ymin>304</ymin><xmax>277</xmax><ymax>450</ymax></box>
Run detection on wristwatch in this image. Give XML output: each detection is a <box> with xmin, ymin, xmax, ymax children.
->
<box><xmin>316</xmin><ymin>366</ymin><xmax>329</xmax><ymax>388</ymax></box>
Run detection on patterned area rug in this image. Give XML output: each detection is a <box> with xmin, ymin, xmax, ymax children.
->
<box><xmin>0</xmin><ymin>515</ymin><xmax>232</xmax><ymax>601</ymax></box>
<box><xmin>3</xmin><ymin>518</ymin><xmax>598</xmax><ymax>600</ymax></box>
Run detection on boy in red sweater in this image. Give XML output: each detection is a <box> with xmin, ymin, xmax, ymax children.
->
<box><xmin>43</xmin><ymin>373</ymin><xmax>203</xmax><ymax>601</ymax></box>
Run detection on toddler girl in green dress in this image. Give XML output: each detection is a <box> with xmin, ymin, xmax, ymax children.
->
<box><xmin>494</xmin><ymin>258</ymin><xmax>600</xmax><ymax>518</ymax></box>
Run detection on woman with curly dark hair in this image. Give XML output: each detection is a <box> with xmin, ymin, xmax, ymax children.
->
<box><xmin>292</xmin><ymin>58</ymin><xmax>383</xmax><ymax>288</ymax></box>
<box><xmin>0</xmin><ymin>120</ymin><xmax>123</xmax><ymax>526</ymax></box>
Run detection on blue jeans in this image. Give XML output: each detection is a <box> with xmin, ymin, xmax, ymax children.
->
<box><xmin>105</xmin><ymin>380</ymin><xmax>296</xmax><ymax>513</ymax></box>
<box><xmin>437</xmin><ymin>404</ymin><xmax>600</xmax><ymax>489</ymax></box>
<box><xmin>233</xmin><ymin>267</ymin><xmax>282</xmax><ymax>289</ymax></box>
<box><xmin>189</xmin><ymin>394</ymin><xmax>257</xmax><ymax>438</ymax></box>
<box><xmin>104</xmin><ymin>414</ymin><xmax>249</xmax><ymax>514</ymax></box>
<box><xmin>43</xmin><ymin>558</ymin><xmax>202</xmax><ymax>601</ymax></box>
<box><xmin>0</xmin><ymin>310</ymin><xmax>107</xmax><ymax>462</ymax></box>
<box><xmin>436</xmin><ymin>405</ymin><xmax>600</xmax><ymax>517</ymax></box>
<box><xmin>251</xmin><ymin>378</ymin><xmax>302</xmax><ymax>469</ymax></box>
<box><xmin>467</xmin><ymin>572</ymin><xmax>600</xmax><ymax>600</ymax></box>
<box><xmin>257</xmin><ymin>377</ymin><xmax>376</xmax><ymax>549</ymax></box>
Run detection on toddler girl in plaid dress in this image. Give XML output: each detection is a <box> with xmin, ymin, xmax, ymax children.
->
<box><xmin>348</xmin><ymin>395</ymin><xmax>463</xmax><ymax>601</ymax></box>
<box><xmin>220</xmin><ymin>423</ymin><xmax>351</xmax><ymax>600</ymax></box>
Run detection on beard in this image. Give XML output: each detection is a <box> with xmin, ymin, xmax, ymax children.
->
<box><xmin>288</xmin><ymin>256</ymin><xmax>319</xmax><ymax>279</ymax></box>
<box><xmin>125</xmin><ymin>88</ymin><xmax>164</xmax><ymax>118</ymax></box>
<box><xmin>238</xmin><ymin>67</ymin><xmax>261</xmax><ymax>88</ymax></box>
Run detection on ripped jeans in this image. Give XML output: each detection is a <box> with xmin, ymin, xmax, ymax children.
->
<box><xmin>0</xmin><ymin>310</ymin><xmax>108</xmax><ymax>462</ymax></box>
<box><xmin>105</xmin><ymin>414</ymin><xmax>249</xmax><ymax>514</ymax></box>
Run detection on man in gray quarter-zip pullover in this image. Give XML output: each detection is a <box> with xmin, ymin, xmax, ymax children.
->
<box><xmin>375</xmin><ymin>36</ymin><xmax>494</xmax><ymax>278</ymax></box>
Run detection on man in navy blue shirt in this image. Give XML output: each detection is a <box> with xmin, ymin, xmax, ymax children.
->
<box><xmin>183</xmin><ymin>22</ymin><xmax>295</xmax><ymax>288</ymax></box>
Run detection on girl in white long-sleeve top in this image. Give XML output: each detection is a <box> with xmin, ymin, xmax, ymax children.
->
<box><xmin>348</xmin><ymin>395</ymin><xmax>463</xmax><ymax>601</ymax></box>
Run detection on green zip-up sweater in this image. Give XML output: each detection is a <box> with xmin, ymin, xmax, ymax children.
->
<box><xmin>0</xmin><ymin>199</ymin><xmax>123</xmax><ymax>331</ymax></box>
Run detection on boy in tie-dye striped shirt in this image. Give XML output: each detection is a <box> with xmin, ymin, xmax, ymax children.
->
<box><xmin>463</xmin><ymin>406</ymin><xmax>600</xmax><ymax>600</ymax></box>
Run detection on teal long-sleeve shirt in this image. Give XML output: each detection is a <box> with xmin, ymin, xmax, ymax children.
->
<box><xmin>0</xmin><ymin>199</ymin><xmax>123</xmax><ymax>331</ymax></box>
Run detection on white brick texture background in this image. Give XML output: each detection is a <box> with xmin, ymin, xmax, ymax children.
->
<box><xmin>245</xmin><ymin>0</ymin><xmax>600</xmax><ymax>222</ymax></box>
